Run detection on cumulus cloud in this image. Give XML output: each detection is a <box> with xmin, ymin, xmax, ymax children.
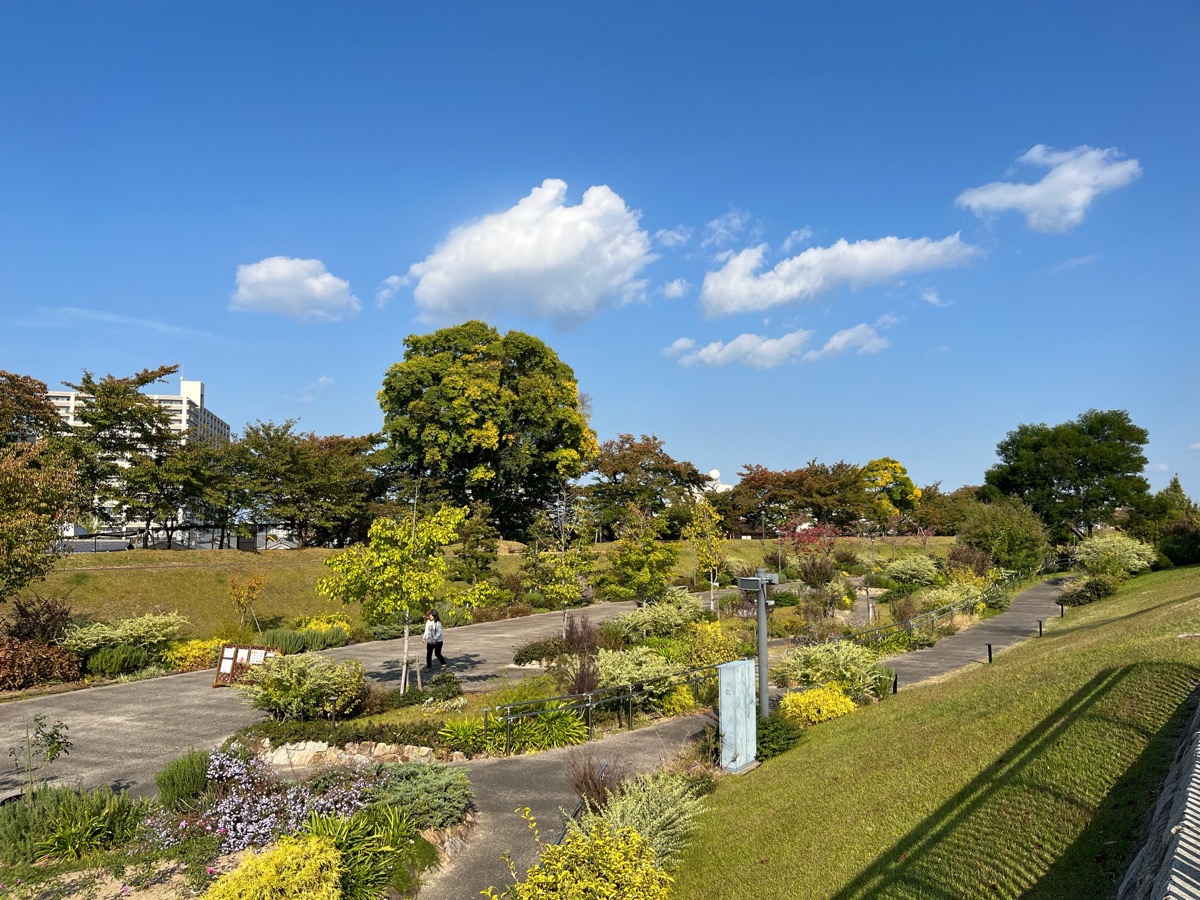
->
<box><xmin>406</xmin><ymin>179</ymin><xmax>655</xmax><ymax>325</ymax></box>
<box><xmin>956</xmin><ymin>144</ymin><xmax>1141</xmax><ymax>233</ymax></box>
<box><xmin>375</xmin><ymin>274</ymin><xmax>406</xmax><ymax>306</ymax></box>
<box><xmin>231</xmin><ymin>257</ymin><xmax>361</xmax><ymax>322</ymax></box>
<box><xmin>665</xmin><ymin>321</ymin><xmax>890</xmax><ymax>368</ymax></box>
<box><xmin>921</xmin><ymin>287</ymin><xmax>952</xmax><ymax>307</ymax></box>
<box><xmin>655</xmin><ymin>226</ymin><xmax>692</xmax><ymax>248</ymax></box>
<box><xmin>802</xmin><ymin>323</ymin><xmax>889</xmax><ymax>361</ymax></box>
<box><xmin>662</xmin><ymin>279</ymin><xmax>689</xmax><ymax>299</ymax></box>
<box><xmin>699</xmin><ymin>234</ymin><xmax>977</xmax><ymax>316</ymax></box>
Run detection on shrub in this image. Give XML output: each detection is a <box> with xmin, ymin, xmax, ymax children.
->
<box><xmin>499</xmin><ymin>818</ymin><xmax>671</xmax><ymax>899</ymax></box>
<box><xmin>205</xmin><ymin>834</ymin><xmax>343</xmax><ymax>900</ymax></box>
<box><xmin>293</xmin><ymin>612</ymin><xmax>354</xmax><ymax>633</ymax></box>
<box><xmin>34</xmin><ymin>787</ymin><xmax>147</xmax><ymax>860</ymax></box>
<box><xmin>1074</xmin><ymin>532</ymin><xmax>1156</xmax><ymax>579</ymax></box>
<box><xmin>1059</xmin><ymin>574</ymin><xmax>1123</xmax><ymax>606</ymax></box>
<box><xmin>300</xmin><ymin>625</ymin><xmax>350</xmax><ymax>651</ymax></box>
<box><xmin>582</xmin><ymin>772</ymin><xmax>705</xmax><ymax>870</ymax></box>
<box><xmin>60</xmin><ymin>612</ymin><xmax>188</xmax><ymax>656</ymax></box>
<box><xmin>0</xmin><ymin>638</ymin><xmax>82</xmax><ymax>690</ymax></box>
<box><xmin>260</xmin><ymin>627</ymin><xmax>307</xmax><ymax>655</ymax></box>
<box><xmin>156</xmin><ymin>749</ymin><xmax>211</xmax><ymax>811</ymax></box>
<box><xmin>756</xmin><ymin>712</ymin><xmax>803</xmax><ymax>760</ymax></box>
<box><xmin>305</xmin><ymin>808</ymin><xmax>423</xmax><ymax>900</ymax></box>
<box><xmin>236</xmin><ymin>655</ymin><xmax>366</xmax><ymax>722</ymax></box>
<box><xmin>564</xmin><ymin>614</ymin><xmax>600</xmax><ymax>656</ymax></box>
<box><xmin>586</xmin><ymin>647</ymin><xmax>681</xmax><ymax>707</ymax></box>
<box><xmin>681</xmin><ymin>621</ymin><xmax>741</xmax><ymax>668</ymax></box>
<box><xmin>244</xmin><ymin>718</ymin><xmax>444</xmax><ymax>751</ymax></box>
<box><xmin>614</xmin><ymin>591</ymin><xmax>705</xmax><ymax>643</ymax></box>
<box><xmin>797</xmin><ymin>555</ymin><xmax>837</xmax><ymax>588</ymax></box>
<box><xmin>772</xmin><ymin>641</ymin><xmax>881</xmax><ymax>702</ymax></box>
<box><xmin>161</xmin><ymin>638</ymin><xmax>222</xmax><ymax>672</ymax></box>
<box><xmin>779</xmin><ymin>685</ymin><xmax>857</xmax><ymax>727</ymax></box>
<box><xmin>0</xmin><ymin>786</ymin><xmax>79</xmax><ymax>864</ymax></box>
<box><xmin>513</xmin><ymin>636</ymin><xmax>568</xmax><ymax>666</ymax></box>
<box><xmin>957</xmin><ymin>499</ymin><xmax>1049</xmax><ymax>571</ymax></box>
<box><xmin>659</xmin><ymin>683</ymin><xmax>698</xmax><ymax>717</ymax></box>
<box><xmin>947</xmin><ymin>543</ymin><xmax>992</xmax><ymax>577</ymax></box>
<box><xmin>528</xmin><ymin>705</ymin><xmax>589</xmax><ymax>750</ymax></box>
<box><xmin>1160</xmin><ymin>520</ymin><xmax>1200</xmax><ymax>566</ymax></box>
<box><xmin>885</xmin><ymin>554</ymin><xmax>938</xmax><ymax>586</ymax></box>
<box><xmin>365</xmin><ymin>762</ymin><xmax>474</xmax><ymax>830</ymax></box>
<box><xmin>1</xmin><ymin>593</ymin><xmax>72</xmax><ymax>643</ymax></box>
<box><xmin>85</xmin><ymin>643</ymin><xmax>149</xmax><ymax>676</ymax></box>
<box><xmin>833</xmin><ymin>546</ymin><xmax>859</xmax><ymax>568</ymax></box>
<box><xmin>771</xmin><ymin>589</ymin><xmax>800</xmax><ymax>608</ymax></box>
<box><xmin>918</xmin><ymin>582</ymin><xmax>984</xmax><ymax>614</ymax></box>
<box><xmin>568</xmin><ymin>748</ymin><xmax>629</xmax><ymax>811</ymax></box>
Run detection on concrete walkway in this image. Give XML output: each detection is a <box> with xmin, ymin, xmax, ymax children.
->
<box><xmin>880</xmin><ymin>577</ymin><xmax>1067</xmax><ymax>689</ymax></box>
<box><xmin>0</xmin><ymin>601</ymin><xmax>636</xmax><ymax>801</ymax></box>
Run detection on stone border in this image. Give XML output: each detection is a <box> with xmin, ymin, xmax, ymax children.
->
<box><xmin>258</xmin><ymin>738</ymin><xmax>467</xmax><ymax>778</ymax></box>
<box><xmin>1119</xmin><ymin>690</ymin><xmax>1200</xmax><ymax>898</ymax></box>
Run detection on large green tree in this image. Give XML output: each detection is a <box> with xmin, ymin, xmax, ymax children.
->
<box><xmin>985</xmin><ymin>409</ymin><xmax>1150</xmax><ymax>538</ymax></box>
<box><xmin>956</xmin><ymin>499</ymin><xmax>1049</xmax><ymax>571</ymax></box>
<box><xmin>378</xmin><ymin>321</ymin><xmax>598</xmax><ymax>538</ymax></box>
<box><xmin>0</xmin><ymin>372</ymin><xmax>63</xmax><ymax>446</ymax></box>
<box><xmin>0</xmin><ymin>441</ymin><xmax>79</xmax><ymax>602</ymax></box>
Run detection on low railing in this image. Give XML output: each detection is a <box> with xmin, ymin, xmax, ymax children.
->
<box><xmin>485</xmin><ymin>662</ymin><xmax>725</xmax><ymax>756</ymax></box>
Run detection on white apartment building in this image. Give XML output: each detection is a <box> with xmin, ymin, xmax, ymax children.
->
<box><xmin>47</xmin><ymin>378</ymin><xmax>231</xmax><ymax>444</ymax></box>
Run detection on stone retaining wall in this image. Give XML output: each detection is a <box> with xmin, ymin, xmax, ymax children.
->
<box><xmin>1118</xmin><ymin>694</ymin><xmax>1200</xmax><ymax>899</ymax></box>
<box><xmin>259</xmin><ymin>738</ymin><xmax>466</xmax><ymax>777</ymax></box>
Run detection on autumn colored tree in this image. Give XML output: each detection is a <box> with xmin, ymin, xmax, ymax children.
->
<box><xmin>0</xmin><ymin>441</ymin><xmax>79</xmax><ymax>602</ymax></box>
<box><xmin>862</xmin><ymin>457</ymin><xmax>922</xmax><ymax>525</ymax></box>
<box><xmin>587</xmin><ymin>434</ymin><xmax>707</xmax><ymax>540</ymax></box>
<box><xmin>0</xmin><ymin>371</ymin><xmax>63</xmax><ymax>446</ymax></box>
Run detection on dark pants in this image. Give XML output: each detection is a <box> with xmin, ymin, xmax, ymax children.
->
<box><xmin>425</xmin><ymin>641</ymin><xmax>445</xmax><ymax>668</ymax></box>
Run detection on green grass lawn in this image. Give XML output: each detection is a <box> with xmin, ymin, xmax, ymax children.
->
<box><xmin>674</xmin><ymin>565</ymin><xmax>1200</xmax><ymax>900</ymax></box>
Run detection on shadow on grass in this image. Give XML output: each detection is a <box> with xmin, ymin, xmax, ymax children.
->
<box><xmin>1050</xmin><ymin>590</ymin><xmax>1200</xmax><ymax>641</ymax></box>
<box><xmin>832</xmin><ymin>662</ymin><xmax>1200</xmax><ymax>900</ymax></box>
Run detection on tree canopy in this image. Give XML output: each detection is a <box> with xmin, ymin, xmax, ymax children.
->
<box><xmin>588</xmin><ymin>433</ymin><xmax>706</xmax><ymax>539</ymax></box>
<box><xmin>378</xmin><ymin>321</ymin><xmax>598</xmax><ymax>538</ymax></box>
<box><xmin>985</xmin><ymin>409</ymin><xmax>1150</xmax><ymax>538</ymax></box>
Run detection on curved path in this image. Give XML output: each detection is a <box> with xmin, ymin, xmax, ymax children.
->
<box><xmin>0</xmin><ymin>601</ymin><xmax>637</xmax><ymax>801</ymax></box>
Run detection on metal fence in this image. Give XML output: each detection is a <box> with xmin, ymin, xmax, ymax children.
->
<box><xmin>484</xmin><ymin>662</ymin><xmax>726</xmax><ymax>756</ymax></box>
<box><xmin>841</xmin><ymin>567</ymin><xmax>1039</xmax><ymax>647</ymax></box>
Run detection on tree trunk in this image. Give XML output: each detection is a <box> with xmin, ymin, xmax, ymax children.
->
<box><xmin>400</xmin><ymin>620</ymin><xmax>411</xmax><ymax>693</ymax></box>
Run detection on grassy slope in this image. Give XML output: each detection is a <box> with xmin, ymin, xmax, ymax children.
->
<box><xmin>27</xmin><ymin>534</ymin><xmax>951</xmax><ymax>638</ymax></box>
<box><xmin>674</xmin><ymin>565</ymin><xmax>1200</xmax><ymax>900</ymax></box>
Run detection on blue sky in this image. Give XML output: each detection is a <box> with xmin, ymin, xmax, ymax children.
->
<box><xmin>2</xmin><ymin>2</ymin><xmax>1197</xmax><ymax>498</ymax></box>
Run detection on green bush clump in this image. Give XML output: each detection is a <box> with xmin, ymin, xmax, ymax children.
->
<box><xmin>235</xmin><ymin>654</ymin><xmax>365</xmax><ymax>722</ymax></box>
<box><xmin>260</xmin><ymin>627</ymin><xmax>307</xmax><ymax>655</ymax></box>
<box><xmin>1059</xmin><ymin>574</ymin><xmax>1123</xmax><ymax>606</ymax></box>
<box><xmin>614</xmin><ymin>591</ymin><xmax>705</xmax><ymax>643</ymax></box>
<box><xmin>243</xmin><ymin>718</ymin><xmax>445</xmax><ymax>750</ymax></box>
<box><xmin>885</xmin><ymin>554</ymin><xmax>939</xmax><ymax>586</ymax></box>
<box><xmin>299</xmin><ymin>625</ymin><xmax>350</xmax><ymax>651</ymax></box>
<box><xmin>770</xmin><ymin>590</ymin><xmax>801</xmax><ymax>607</ymax></box>
<box><xmin>496</xmin><ymin>818</ymin><xmax>671</xmax><ymax>900</ymax></box>
<box><xmin>779</xmin><ymin>685</ymin><xmax>857</xmax><ymax>727</ymax></box>
<box><xmin>575</xmin><ymin>647</ymin><xmax>681</xmax><ymax>708</ymax></box>
<box><xmin>305</xmin><ymin>808</ymin><xmax>430</xmax><ymax>900</ymax></box>
<box><xmin>366</xmin><ymin>762</ymin><xmax>474</xmax><ymax>830</ymax></box>
<box><xmin>772</xmin><ymin>640</ymin><xmax>881</xmax><ymax>702</ymax></box>
<box><xmin>513</xmin><ymin>636</ymin><xmax>568</xmax><ymax>666</ymax></box>
<box><xmin>1160</xmin><ymin>520</ymin><xmax>1200</xmax><ymax>565</ymax></box>
<box><xmin>757</xmin><ymin>711</ymin><xmax>804</xmax><ymax>760</ymax></box>
<box><xmin>1074</xmin><ymin>532</ymin><xmax>1156</xmax><ymax>579</ymax></box>
<box><xmin>60</xmin><ymin>612</ymin><xmax>188</xmax><ymax>656</ymax></box>
<box><xmin>0</xmin><ymin>638</ymin><xmax>82</xmax><ymax>690</ymax></box>
<box><xmin>156</xmin><ymin>749</ymin><xmax>210</xmax><ymax>811</ymax></box>
<box><xmin>85</xmin><ymin>643</ymin><xmax>149</xmax><ymax>676</ymax></box>
<box><xmin>580</xmin><ymin>772</ymin><xmax>706</xmax><ymax>870</ymax></box>
<box><xmin>205</xmin><ymin>833</ymin><xmax>343</xmax><ymax>900</ymax></box>
<box><xmin>0</xmin><ymin>786</ymin><xmax>147</xmax><ymax>865</ymax></box>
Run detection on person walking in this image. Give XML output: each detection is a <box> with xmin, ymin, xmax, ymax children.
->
<box><xmin>423</xmin><ymin>610</ymin><xmax>446</xmax><ymax>671</ymax></box>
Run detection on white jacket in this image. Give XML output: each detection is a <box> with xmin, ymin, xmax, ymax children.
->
<box><xmin>423</xmin><ymin>619</ymin><xmax>443</xmax><ymax>644</ymax></box>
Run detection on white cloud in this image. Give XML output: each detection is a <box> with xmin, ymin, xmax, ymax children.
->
<box><xmin>1190</xmin><ymin>443</ymin><xmax>1200</xmax><ymax>451</ymax></box>
<box><xmin>231</xmin><ymin>256</ymin><xmax>361</xmax><ymax>322</ymax></box>
<box><xmin>921</xmin><ymin>287</ymin><xmax>952</xmax><ymax>307</ymax></box>
<box><xmin>780</xmin><ymin>227</ymin><xmax>813</xmax><ymax>254</ymax></box>
<box><xmin>671</xmin><ymin>329</ymin><xmax>815</xmax><ymax>368</ymax></box>
<box><xmin>1051</xmin><ymin>254</ymin><xmax>1101</xmax><ymax>273</ymax></box>
<box><xmin>375</xmin><ymin>274</ymin><xmax>406</xmax><ymax>306</ymax></box>
<box><xmin>875</xmin><ymin>313</ymin><xmax>900</xmax><ymax>329</ymax></box>
<box><xmin>663</xmin><ymin>337</ymin><xmax>696</xmax><ymax>358</ymax></box>
<box><xmin>802</xmin><ymin>323</ymin><xmax>889</xmax><ymax>361</ymax></box>
<box><xmin>956</xmin><ymin>144</ymin><xmax>1141</xmax><ymax>233</ymax></box>
<box><xmin>666</xmin><ymin>321</ymin><xmax>890</xmax><ymax>368</ymax></box>
<box><xmin>699</xmin><ymin>234</ymin><xmax>977</xmax><ymax>316</ymax></box>
<box><xmin>662</xmin><ymin>279</ymin><xmax>689</xmax><ymax>299</ymax></box>
<box><xmin>655</xmin><ymin>226</ymin><xmax>692</xmax><ymax>248</ymax></box>
<box><xmin>406</xmin><ymin>179</ymin><xmax>655</xmax><ymax>325</ymax></box>
<box><xmin>702</xmin><ymin>209</ymin><xmax>758</xmax><ymax>250</ymax></box>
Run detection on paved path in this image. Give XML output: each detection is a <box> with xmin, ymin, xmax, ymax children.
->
<box><xmin>880</xmin><ymin>577</ymin><xmax>1067</xmax><ymax>689</ymax></box>
<box><xmin>0</xmin><ymin>601</ymin><xmax>636</xmax><ymax>800</ymax></box>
